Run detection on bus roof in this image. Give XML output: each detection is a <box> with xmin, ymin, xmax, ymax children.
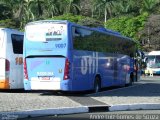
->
<box><xmin>26</xmin><ymin>20</ymin><xmax>134</xmax><ymax>43</ymax></box>
<box><xmin>148</xmin><ymin>51</ymin><xmax>160</xmax><ymax>55</ymax></box>
<box><xmin>0</xmin><ymin>28</ymin><xmax>23</xmax><ymax>33</ymax></box>
<box><xmin>26</xmin><ymin>20</ymin><xmax>68</xmax><ymax>26</ymax></box>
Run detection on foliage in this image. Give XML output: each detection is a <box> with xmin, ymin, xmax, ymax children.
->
<box><xmin>0</xmin><ymin>0</ymin><xmax>160</xmax><ymax>51</ymax></box>
<box><xmin>105</xmin><ymin>13</ymin><xmax>149</xmax><ymax>40</ymax></box>
<box><xmin>50</xmin><ymin>13</ymin><xmax>103</xmax><ymax>27</ymax></box>
<box><xmin>139</xmin><ymin>15</ymin><xmax>160</xmax><ymax>51</ymax></box>
<box><xmin>93</xmin><ymin>0</ymin><xmax>117</xmax><ymax>22</ymax></box>
<box><xmin>139</xmin><ymin>0</ymin><xmax>160</xmax><ymax>14</ymax></box>
<box><xmin>78</xmin><ymin>17</ymin><xmax>103</xmax><ymax>27</ymax></box>
<box><xmin>0</xmin><ymin>19</ymin><xmax>19</xmax><ymax>29</ymax></box>
<box><xmin>49</xmin><ymin>13</ymin><xmax>85</xmax><ymax>23</ymax></box>
<box><xmin>0</xmin><ymin>4</ymin><xmax>12</xmax><ymax>20</ymax></box>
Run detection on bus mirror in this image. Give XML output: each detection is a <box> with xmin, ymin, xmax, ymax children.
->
<box><xmin>144</xmin><ymin>57</ymin><xmax>148</xmax><ymax>63</ymax></box>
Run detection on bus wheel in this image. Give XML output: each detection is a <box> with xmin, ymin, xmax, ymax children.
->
<box><xmin>126</xmin><ymin>75</ymin><xmax>133</xmax><ymax>87</ymax></box>
<box><xmin>94</xmin><ymin>76</ymin><xmax>101</xmax><ymax>93</ymax></box>
<box><xmin>129</xmin><ymin>75</ymin><xmax>134</xmax><ymax>86</ymax></box>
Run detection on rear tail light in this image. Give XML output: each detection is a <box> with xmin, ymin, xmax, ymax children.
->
<box><xmin>63</xmin><ymin>58</ymin><xmax>70</xmax><ymax>80</ymax></box>
<box><xmin>5</xmin><ymin>59</ymin><xmax>10</xmax><ymax>71</ymax></box>
<box><xmin>134</xmin><ymin>65</ymin><xmax>138</xmax><ymax>71</ymax></box>
<box><xmin>24</xmin><ymin>59</ymin><xmax>28</xmax><ymax>79</ymax></box>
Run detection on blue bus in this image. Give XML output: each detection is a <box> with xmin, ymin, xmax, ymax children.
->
<box><xmin>23</xmin><ymin>20</ymin><xmax>139</xmax><ymax>92</ymax></box>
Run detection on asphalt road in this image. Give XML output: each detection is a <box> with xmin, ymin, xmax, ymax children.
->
<box><xmin>1</xmin><ymin>75</ymin><xmax>160</xmax><ymax>120</ymax></box>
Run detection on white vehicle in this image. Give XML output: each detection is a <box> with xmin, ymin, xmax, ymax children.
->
<box><xmin>0</xmin><ymin>28</ymin><xmax>24</xmax><ymax>89</ymax></box>
<box><xmin>145</xmin><ymin>51</ymin><xmax>160</xmax><ymax>75</ymax></box>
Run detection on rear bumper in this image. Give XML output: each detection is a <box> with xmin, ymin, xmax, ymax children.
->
<box><xmin>26</xmin><ymin>78</ymin><xmax>71</xmax><ymax>91</ymax></box>
<box><xmin>0</xmin><ymin>79</ymin><xmax>10</xmax><ymax>89</ymax></box>
<box><xmin>31</xmin><ymin>81</ymin><xmax>61</xmax><ymax>90</ymax></box>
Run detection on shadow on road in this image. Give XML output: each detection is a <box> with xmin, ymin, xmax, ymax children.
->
<box><xmin>0</xmin><ymin>76</ymin><xmax>160</xmax><ymax>97</ymax></box>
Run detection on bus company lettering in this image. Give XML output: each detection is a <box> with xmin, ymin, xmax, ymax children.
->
<box><xmin>81</xmin><ymin>52</ymin><xmax>98</xmax><ymax>75</ymax></box>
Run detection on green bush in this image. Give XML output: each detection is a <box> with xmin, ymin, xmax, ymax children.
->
<box><xmin>49</xmin><ymin>13</ymin><xmax>85</xmax><ymax>23</ymax></box>
<box><xmin>49</xmin><ymin>13</ymin><xmax>103</xmax><ymax>27</ymax></box>
<box><xmin>105</xmin><ymin>13</ymin><xmax>149</xmax><ymax>41</ymax></box>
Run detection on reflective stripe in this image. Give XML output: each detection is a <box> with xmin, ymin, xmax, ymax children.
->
<box><xmin>0</xmin><ymin>78</ymin><xmax>10</xmax><ymax>89</ymax></box>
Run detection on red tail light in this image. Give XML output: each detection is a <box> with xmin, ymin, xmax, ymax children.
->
<box><xmin>134</xmin><ymin>65</ymin><xmax>138</xmax><ymax>71</ymax></box>
<box><xmin>63</xmin><ymin>58</ymin><xmax>70</xmax><ymax>80</ymax></box>
<box><xmin>5</xmin><ymin>59</ymin><xmax>10</xmax><ymax>71</ymax></box>
<box><xmin>24</xmin><ymin>59</ymin><xmax>28</xmax><ymax>79</ymax></box>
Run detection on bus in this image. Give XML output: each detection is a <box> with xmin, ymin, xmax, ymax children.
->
<box><xmin>23</xmin><ymin>20</ymin><xmax>140</xmax><ymax>92</ymax></box>
<box><xmin>0</xmin><ymin>28</ymin><xmax>24</xmax><ymax>89</ymax></box>
<box><xmin>145</xmin><ymin>51</ymin><xmax>160</xmax><ymax>75</ymax></box>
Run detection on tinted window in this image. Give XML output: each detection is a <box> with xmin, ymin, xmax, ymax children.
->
<box><xmin>72</xmin><ymin>26</ymin><xmax>136</xmax><ymax>57</ymax></box>
<box><xmin>11</xmin><ymin>34</ymin><xmax>23</xmax><ymax>54</ymax></box>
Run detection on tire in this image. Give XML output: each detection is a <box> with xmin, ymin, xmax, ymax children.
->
<box><xmin>129</xmin><ymin>76</ymin><xmax>133</xmax><ymax>86</ymax></box>
<box><xmin>125</xmin><ymin>75</ymin><xmax>133</xmax><ymax>87</ymax></box>
<box><xmin>94</xmin><ymin>76</ymin><xmax>101</xmax><ymax>93</ymax></box>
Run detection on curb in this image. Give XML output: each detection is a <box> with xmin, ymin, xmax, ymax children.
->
<box><xmin>0</xmin><ymin>106</ymin><xmax>88</xmax><ymax>119</ymax></box>
<box><xmin>109</xmin><ymin>103</ymin><xmax>160</xmax><ymax>112</ymax></box>
<box><xmin>1</xmin><ymin>104</ymin><xmax>160</xmax><ymax>119</ymax></box>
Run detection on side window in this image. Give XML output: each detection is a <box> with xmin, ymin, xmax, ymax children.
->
<box><xmin>72</xmin><ymin>27</ymin><xmax>94</xmax><ymax>51</ymax></box>
<box><xmin>11</xmin><ymin>34</ymin><xmax>24</xmax><ymax>54</ymax></box>
<box><xmin>72</xmin><ymin>26</ymin><xmax>136</xmax><ymax>55</ymax></box>
<box><xmin>72</xmin><ymin>26</ymin><xmax>118</xmax><ymax>53</ymax></box>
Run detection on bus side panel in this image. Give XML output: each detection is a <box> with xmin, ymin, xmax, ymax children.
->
<box><xmin>98</xmin><ymin>52</ymin><xmax>114</xmax><ymax>88</ymax></box>
<box><xmin>9</xmin><ymin>54</ymin><xmax>24</xmax><ymax>89</ymax></box>
<box><xmin>72</xmin><ymin>50</ymin><xmax>91</xmax><ymax>91</ymax></box>
<box><xmin>116</xmin><ymin>54</ymin><xmax>130</xmax><ymax>86</ymax></box>
<box><xmin>72</xmin><ymin>51</ymin><xmax>115</xmax><ymax>91</ymax></box>
<box><xmin>6</xmin><ymin>31</ymin><xmax>24</xmax><ymax>89</ymax></box>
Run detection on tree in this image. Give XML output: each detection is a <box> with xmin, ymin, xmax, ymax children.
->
<box><xmin>139</xmin><ymin>0</ymin><xmax>160</xmax><ymax>14</ymax></box>
<box><xmin>50</xmin><ymin>13</ymin><xmax>84</xmax><ymax>23</ymax></box>
<box><xmin>61</xmin><ymin>0</ymin><xmax>81</xmax><ymax>15</ymax></box>
<box><xmin>105</xmin><ymin>12</ymin><xmax>149</xmax><ymax>48</ymax></box>
<box><xmin>43</xmin><ymin>0</ymin><xmax>60</xmax><ymax>18</ymax></box>
<box><xmin>113</xmin><ymin>0</ymin><xmax>138</xmax><ymax>16</ymax></box>
<box><xmin>0</xmin><ymin>19</ymin><xmax>18</xmax><ymax>29</ymax></box>
<box><xmin>79</xmin><ymin>0</ymin><xmax>92</xmax><ymax>17</ymax></box>
<box><xmin>78</xmin><ymin>17</ymin><xmax>103</xmax><ymax>27</ymax></box>
<box><xmin>0</xmin><ymin>0</ymin><xmax>35</xmax><ymax>29</ymax></box>
<box><xmin>29</xmin><ymin>0</ymin><xmax>44</xmax><ymax>18</ymax></box>
<box><xmin>93</xmin><ymin>0</ymin><xmax>119</xmax><ymax>23</ymax></box>
<box><xmin>0</xmin><ymin>4</ymin><xmax>12</xmax><ymax>20</ymax></box>
<box><xmin>139</xmin><ymin>15</ymin><xmax>160</xmax><ymax>51</ymax></box>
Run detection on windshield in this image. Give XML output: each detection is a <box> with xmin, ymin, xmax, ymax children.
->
<box><xmin>147</xmin><ymin>55</ymin><xmax>160</xmax><ymax>68</ymax></box>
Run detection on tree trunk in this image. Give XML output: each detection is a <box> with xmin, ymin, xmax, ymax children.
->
<box><xmin>104</xmin><ymin>8</ymin><xmax>107</xmax><ymax>23</ymax></box>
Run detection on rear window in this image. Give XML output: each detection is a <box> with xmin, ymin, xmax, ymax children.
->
<box><xmin>11</xmin><ymin>34</ymin><xmax>23</xmax><ymax>54</ymax></box>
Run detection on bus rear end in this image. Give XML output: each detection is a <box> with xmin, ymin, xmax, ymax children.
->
<box><xmin>24</xmin><ymin>21</ymin><xmax>71</xmax><ymax>91</ymax></box>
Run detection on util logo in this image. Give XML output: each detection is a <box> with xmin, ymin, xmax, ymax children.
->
<box><xmin>81</xmin><ymin>52</ymin><xmax>98</xmax><ymax>75</ymax></box>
